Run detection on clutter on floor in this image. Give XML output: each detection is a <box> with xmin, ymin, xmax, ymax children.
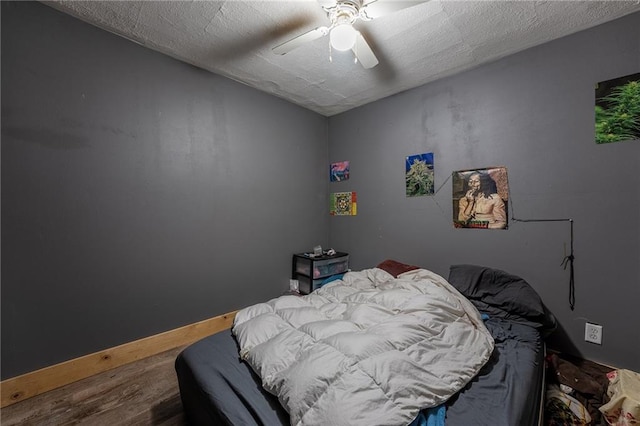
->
<box><xmin>545</xmin><ymin>352</ymin><xmax>613</xmax><ymax>425</ymax></box>
<box><xmin>599</xmin><ymin>368</ymin><xmax>640</xmax><ymax>425</ymax></box>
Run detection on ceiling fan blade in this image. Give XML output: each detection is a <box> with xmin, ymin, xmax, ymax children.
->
<box><xmin>273</xmin><ymin>26</ymin><xmax>329</xmax><ymax>55</ymax></box>
<box><xmin>360</xmin><ymin>0</ymin><xmax>428</xmax><ymax>20</ymax></box>
<box><xmin>352</xmin><ymin>32</ymin><xmax>379</xmax><ymax>69</ymax></box>
<box><xmin>316</xmin><ymin>0</ymin><xmax>338</xmax><ymax>10</ymax></box>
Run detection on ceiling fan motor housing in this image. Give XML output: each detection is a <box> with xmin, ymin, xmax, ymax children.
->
<box><xmin>326</xmin><ymin>0</ymin><xmax>362</xmax><ymax>27</ymax></box>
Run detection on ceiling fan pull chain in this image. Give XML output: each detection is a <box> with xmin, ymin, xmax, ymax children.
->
<box><xmin>354</xmin><ymin>40</ymin><xmax>358</xmax><ymax>64</ymax></box>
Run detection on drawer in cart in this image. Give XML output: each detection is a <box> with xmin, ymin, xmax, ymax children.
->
<box><xmin>293</xmin><ymin>253</ymin><xmax>349</xmax><ymax>278</ymax></box>
<box><xmin>293</xmin><ymin>273</ymin><xmax>327</xmax><ymax>295</ymax></box>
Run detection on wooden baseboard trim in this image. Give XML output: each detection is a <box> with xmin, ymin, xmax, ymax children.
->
<box><xmin>0</xmin><ymin>310</ymin><xmax>237</xmax><ymax>408</ymax></box>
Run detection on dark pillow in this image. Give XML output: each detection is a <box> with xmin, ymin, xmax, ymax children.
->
<box><xmin>376</xmin><ymin>259</ymin><xmax>420</xmax><ymax>277</ymax></box>
<box><xmin>448</xmin><ymin>264</ymin><xmax>556</xmax><ymax>334</ymax></box>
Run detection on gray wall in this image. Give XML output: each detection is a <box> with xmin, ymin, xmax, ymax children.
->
<box><xmin>329</xmin><ymin>12</ymin><xmax>640</xmax><ymax>371</ymax></box>
<box><xmin>2</xmin><ymin>1</ymin><xmax>639</xmax><ymax>379</ymax></box>
<box><xmin>1</xmin><ymin>1</ymin><xmax>328</xmax><ymax>379</ymax></box>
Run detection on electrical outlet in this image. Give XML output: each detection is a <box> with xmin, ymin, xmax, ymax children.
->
<box><xmin>585</xmin><ymin>323</ymin><xmax>602</xmax><ymax>345</ymax></box>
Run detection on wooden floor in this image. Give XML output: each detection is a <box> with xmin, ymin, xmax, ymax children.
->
<box><xmin>1</xmin><ymin>346</ymin><xmax>189</xmax><ymax>425</ymax></box>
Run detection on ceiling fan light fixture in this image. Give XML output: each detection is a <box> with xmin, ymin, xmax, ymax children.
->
<box><xmin>330</xmin><ymin>23</ymin><xmax>357</xmax><ymax>51</ymax></box>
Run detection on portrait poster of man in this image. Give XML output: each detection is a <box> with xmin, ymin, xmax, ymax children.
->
<box><xmin>452</xmin><ymin>167</ymin><xmax>509</xmax><ymax>229</ymax></box>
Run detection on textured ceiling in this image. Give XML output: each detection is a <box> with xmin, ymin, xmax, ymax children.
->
<box><xmin>45</xmin><ymin>1</ymin><xmax>640</xmax><ymax>116</ymax></box>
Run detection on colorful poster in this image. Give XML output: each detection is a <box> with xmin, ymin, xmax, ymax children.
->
<box><xmin>595</xmin><ymin>73</ymin><xmax>640</xmax><ymax>144</ymax></box>
<box><xmin>452</xmin><ymin>167</ymin><xmax>509</xmax><ymax>230</ymax></box>
<box><xmin>330</xmin><ymin>161</ymin><xmax>350</xmax><ymax>182</ymax></box>
<box><xmin>406</xmin><ymin>153</ymin><xmax>434</xmax><ymax>197</ymax></box>
<box><xmin>330</xmin><ymin>192</ymin><xmax>357</xmax><ymax>216</ymax></box>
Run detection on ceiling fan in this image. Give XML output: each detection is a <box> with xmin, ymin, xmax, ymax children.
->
<box><xmin>272</xmin><ymin>0</ymin><xmax>427</xmax><ymax>69</ymax></box>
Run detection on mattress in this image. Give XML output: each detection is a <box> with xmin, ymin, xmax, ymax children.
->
<box><xmin>175</xmin><ymin>264</ymin><xmax>556</xmax><ymax>425</ymax></box>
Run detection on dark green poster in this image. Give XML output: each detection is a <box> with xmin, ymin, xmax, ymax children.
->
<box><xmin>595</xmin><ymin>73</ymin><xmax>640</xmax><ymax>144</ymax></box>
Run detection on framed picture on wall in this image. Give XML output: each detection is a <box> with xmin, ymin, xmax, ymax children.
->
<box><xmin>330</xmin><ymin>161</ymin><xmax>350</xmax><ymax>182</ymax></box>
<box><xmin>452</xmin><ymin>167</ymin><xmax>509</xmax><ymax>229</ymax></box>
<box><xmin>595</xmin><ymin>72</ymin><xmax>640</xmax><ymax>144</ymax></box>
<box><xmin>330</xmin><ymin>192</ymin><xmax>357</xmax><ymax>216</ymax></box>
<box><xmin>405</xmin><ymin>152</ymin><xmax>434</xmax><ymax>197</ymax></box>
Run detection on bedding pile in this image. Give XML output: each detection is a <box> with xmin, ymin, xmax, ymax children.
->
<box><xmin>232</xmin><ymin>267</ymin><xmax>495</xmax><ymax>426</ymax></box>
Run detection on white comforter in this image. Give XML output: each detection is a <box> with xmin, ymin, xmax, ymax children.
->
<box><xmin>232</xmin><ymin>268</ymin><xmax>494</xmax><ymax>426</ymax></box>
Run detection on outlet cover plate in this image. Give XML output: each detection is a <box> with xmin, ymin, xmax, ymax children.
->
<box><xmin>585</xmin><ymin>323</ymin><xmax>602</xmax><ymax>345</ymax></box>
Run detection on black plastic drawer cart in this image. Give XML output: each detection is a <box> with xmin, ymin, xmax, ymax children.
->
<box><xmin>291</xmin><ymin>252</ymin><xmax>349</xmax><ymax>294</ymax></box>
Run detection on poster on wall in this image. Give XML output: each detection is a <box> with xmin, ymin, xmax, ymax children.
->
<box><xmin>330</xmin><ymin>161</ymin><xmax>350</xmax><ymax>182</ymax></box>
<box><xmin>406</xmin><ymin>152</ymin><xmax>434</xmax><ymax>197</ymax></box>
<box><xmin>330</xmin><ymin>192</ymin><xmax>357</xmax><ymax>216</ymax></box>
<box><xmin>595</xmin><ymin>72</ymin><xmax>640</xmax><ymax>144</ymax></box>
<box><xmin>452</xmin><ymin>167</ymin><xmax>509</xmax><ymax>229</ymax></box>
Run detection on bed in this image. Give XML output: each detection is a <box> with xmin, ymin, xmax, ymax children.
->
<box><xmin>175</xmin><ymin>262</ymin><xmax>556</xmax><ymax>426</ymax></box>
